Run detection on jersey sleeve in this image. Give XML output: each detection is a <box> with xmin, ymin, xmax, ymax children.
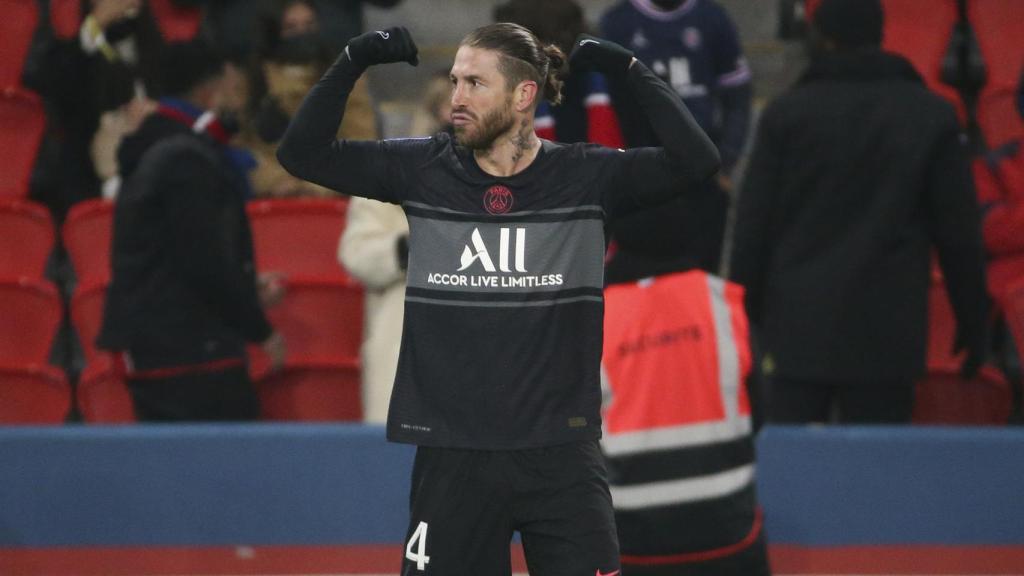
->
<box><xmin>277</xmin><ymin>51</ymin><xmax>431</xmax><ymax>204</ymax></box>
<box><xmin>595</xmin><ymin>61</ymin><xmax>721</xmax><ymax>215</ymax></box>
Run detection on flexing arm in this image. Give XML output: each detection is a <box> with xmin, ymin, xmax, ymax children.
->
<box><xmin>276</xmin><ymin>27</ymin><xmax>418</xmax><ymax>202</ymax></box>
<box><xmin>570</xmin><ymin>35</ymin><xmax>720</xmax><ymax>207</ymax></box>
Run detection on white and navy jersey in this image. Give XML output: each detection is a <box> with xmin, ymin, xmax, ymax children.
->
<box><xmin>601</xmin><ymin>0</ymin><xmax>750</xmax><ymax>134</ymax></box>
<box><xmin>277</xmin><ymin>51</ymin><xmax>720</xmax><ymax>450</ymax></box>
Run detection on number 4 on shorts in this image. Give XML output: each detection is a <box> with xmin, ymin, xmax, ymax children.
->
<box><xmin>405</xmin><ymin>521</ymin><xmax>430</xmax><ymax>571</ymax></box>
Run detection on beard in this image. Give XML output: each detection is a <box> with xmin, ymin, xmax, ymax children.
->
<box><xmin>453</xmin><ymin>98</ymin><xmax>516</xmax><ymax>150</ymax></box>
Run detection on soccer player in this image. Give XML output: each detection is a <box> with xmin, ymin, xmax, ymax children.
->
<box><xmin>277</xmin><ymin>23</ymin><xmax>719</xmax><ymax>576</ymax></box>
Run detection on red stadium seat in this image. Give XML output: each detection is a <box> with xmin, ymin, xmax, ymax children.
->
<box><xmin>926</xmin><ymin>266</ymin><xmax>959</xmax><ymax>367</ymax></box>
<box><xmin>977</xmin><ymin>87</ymin><xmax>1024</xmax><ymax>151</ymax></box>
<box><xmin>0</xmin><ymin>277</ymin><xmax>62</xmax><ymax>365</ymax></box>
<box><xmin>0</xmin><ymin>89</ymin><xmax>46</xmax><ymax>199</ymax></box>
<box><xmin>63</xmin><ymin>198</ymin><xmax>114</xmax><ymax>286</ymax></box>
<box><xmin>969</xmin><ymin>0</ymin><xmax>1024</xmax><ymax>149</ymax></box>
<box><xmin>248</xmin><ymin>276</ymin><xmax>365</xmax><ymax>378</ymax></box>
<box><xmin>0</xmin><ymin>0</ymin><xmax>39</xmax><ymax>88</ymax></box>
<box><xmin>880</xmin><ymin>0</ymin><xmax>964</xmax><ymax>118</ymax></box>
<box><xmin>247</xmin><ymin>197</ymin><xmax>352</xmax><ymax>281</ymax></box>
<box><xmin>914</xmin><ymin>364</ymin><xmax>1012</xmax><ymax>425</ymax></box>
<box><xmin>77</xmin><ymin>359</ymin><xmax>136</xmax><ymax>423</ymax></box>
<box><xmin>48</xmin><ymin>0</ymin><xmax>81</xmax><ymax>40</ymax></box>
<box><xmin>0</xmin><ymin>363</ymin><xmax>70</xmax><ymax>424</ymax></box>
<box><xmin>70</xmin><ymin>280</ymin><xmax>109</xmax><ymax>366</ymax></box>
<box><xmin>968</xmin><ymin>0</ymin><xmax>1024</xmax><ymax>90</ymax></box>
<box><xmin>0</xmin><ymin>200</ymin><xmax>54</xmax><ymax>278</ymax></box>
<box><xmin>257</xmin><ymin>359</ymin><xmax>362</xmax><ymax>421</ymax></box>
<box><xmin>148</xmin><ymin>0</ymin><xmax>201</xmax><ymax>41</ymax></box>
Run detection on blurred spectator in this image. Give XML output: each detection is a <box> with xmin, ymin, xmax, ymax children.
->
<box><xmin>241</xmin><ymin>0</ymin><xmax>378</xmax><ymax>198</ymax></box>
<box><xmin>602</xmin><ymin>269</ymin><xmax>770</xmax><ymax>575</ymax></box>
<box><xmin>730</xmin><ymin>0</ymin><xmax>989</xmax><ymax>424</ymax></box>
<box><xmin>183</xmin><ymin>0</ymin><xmax>404</xmax><ymax>63</ymax></box>
<box><xmin>24</xmin><ymin>0</ymin><xmax>169</xmax><ymax>221</ymax></box>
<box><xmin>972</xmin><ymin>70</ymin><xmax>1024</xmax><ymax>412</ymax></box>
<box><xmin>97</xmin><ymin>40</ymin><xmax>285</xmax><ymax>421</ymax></box>
<box><xmin>338</xmin><ymin>197</ymin><xmax>408</xmax><ymax>424</ymax></box>
<box><xmin>494</xmin><ymin>0</ymin><xmax>623</xmax><ymax>146</ymax></box>
<box><xmin>600</xmin><ymin>0</ymin><xmax>751</xmax><ymax>273</ymax></box>
<box><xmin>407</xmin><ymin>70</ymin><xmax>453</xmax><ymax>137</ymax></box>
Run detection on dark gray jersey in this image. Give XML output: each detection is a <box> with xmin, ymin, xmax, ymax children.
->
<box><xmin>277</xmin><ymin>52</ymin><xmax>720</xmax><ymax>449</ymax></box>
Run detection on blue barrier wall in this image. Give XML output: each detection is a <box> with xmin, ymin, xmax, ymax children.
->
<box><xmin>2</xmin><ymin>424</ymin><xmax>1023</xmax><ymax>548</ymax></box>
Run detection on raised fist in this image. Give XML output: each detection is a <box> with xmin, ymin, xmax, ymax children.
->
<box><xmin>346</xmin><ymin>26</ymin><xmax>419</xmax><ymax>69</ymax></box>
<box><xmin>568</xmin><ymin>34</ymin><xmax>634</xmax><ymax>78</ymax></box>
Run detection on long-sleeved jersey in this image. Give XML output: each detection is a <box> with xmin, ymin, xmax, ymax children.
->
<box><xmin>277</xmin><ymin>50</ymin><xmax>719</xmax><ymax>449</ymax></box>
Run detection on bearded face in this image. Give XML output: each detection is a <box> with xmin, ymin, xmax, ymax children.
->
<box><xmin>453</xmin><ymin>93</ymin><xmax>516</xmax><ymax>150</ymax></box>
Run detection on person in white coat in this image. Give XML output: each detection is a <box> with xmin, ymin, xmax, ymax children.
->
<box><xmin>338</xmin><ymin>196</ymin><xmax>409</xmax><ymax>423</ymax></box>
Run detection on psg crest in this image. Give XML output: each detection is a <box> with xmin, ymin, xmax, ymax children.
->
<box><xmin>484</xmin><ymin>185</ymin><xmax>514</xmax><ymax>214</ymax></box>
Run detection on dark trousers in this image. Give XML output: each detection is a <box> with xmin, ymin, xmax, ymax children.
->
<box><xmin>767</xmin><ymin>377</ymin><xmax>915</xmax><ymax>424</ymax></box>
<box><xmin>127</xmin><ymin>366</ymin><xmax>260</xmax><ymax>422</ymax></box>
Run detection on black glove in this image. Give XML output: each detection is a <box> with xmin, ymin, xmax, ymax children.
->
<box><xmin>568</xmin><ymin>34</ymin><xmax>634</xmax><ymax>78</ymax></box>
<box><xmin>345</xmin><ymin>26</ymin><xmax>419</xmax><ymax>69</ymax></box>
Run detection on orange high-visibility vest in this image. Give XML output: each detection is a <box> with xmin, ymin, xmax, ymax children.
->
<box><xmin>602</xmin><ymin>270</ymin><xmax>755</xmax><ymax>512</ymax></box>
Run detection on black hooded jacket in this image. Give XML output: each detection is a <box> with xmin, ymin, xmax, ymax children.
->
<box><xmin>730</xmin><ymin>49</ymin><xmax>988</xmax><ymax>381</ymax></box>
<box><xmin>97</xmin><ymin>109</ymin><xmax>271</xmax><ymax>370</ymax></box>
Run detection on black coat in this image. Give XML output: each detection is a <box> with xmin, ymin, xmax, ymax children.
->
<box><xmin>97</xmin><ymin>112</ymin><xmax>271</xmax><ymax>370</ymax></box>
<box><xmin>730</xmin><ymin>49</ymin><xmax>988</xmax><ymax>381</ymax></box>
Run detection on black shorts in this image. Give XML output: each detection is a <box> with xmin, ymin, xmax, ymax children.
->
<box><xmin>400</xmin><ymin>440</ymin><xmax>620</xmax><ymax>576</ymax></box>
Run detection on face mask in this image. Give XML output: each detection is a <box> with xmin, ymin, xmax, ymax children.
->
<box><xmin>255</xmin><ymin>96</ymin><xmax>291</xmax><ymax>144</ymax></box>
<box><xmin>216</xmin><ymin>108</ymin><xmax>242</xmax><ymax>138</ymax></box>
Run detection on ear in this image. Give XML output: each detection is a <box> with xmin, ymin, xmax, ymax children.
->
<box><xmin>514</xmin><ymin>80</ymin><xmax>539</xmax><ymax>113</ymax></box>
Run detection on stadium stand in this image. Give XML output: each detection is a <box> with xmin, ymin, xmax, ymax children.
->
<box><xmin>246</xmin><ymin>275</ymin><xmax>364</xmax><ymax>421</ymax></box>
<box><xmin>918</xmin><ymin>266</ymin><xmax>1012</xmax><ymax>424</ymax></box>
<box><xmin>0</xmin><ymin>199</ymin><xmax>55</xmax><ymax>279</ymax></box>
<box><xmin>0</xmin><ymin>364</ymin><xmax>70</xmax><ymax>424</ymax></box>
<box><xmin>257</xmin><ymin>359</ymin><xmax>363</xmax><ymax>421</ymax></box>
<box><xmin>913</xmin><ymin>364</ymin><xmax>1012</xmax><ymax>424</ymax></box>
<box><xmin>925</xmin><ymin>267</ymin><xmax>958</xmax><ymax>367</ymax></box>
<box><xmin>0</xmin><ymin>89</ymin><xmax>46</xmax><ymax>199</ymax></box>
<box><xmin>878</xmin><ymin>0</ymin><xmax>965</xmax><ymax>118</ymax></box>
<box><xmin>77</xmin><ymin>360</ymin><xmax>135</xmax><ymax>423</ymax></box>
<box><xmin>49</xmin><ymin>0</ymin><xmax>201</xmax><ymax>42</ymax></box>
<box><xmin>247</xmin><ymin>197</ymin><xmax>352</xmax><ymax>281</ymax></box>
<box><xmin>70</xmin><ymin>279</ymin><xmax>109</xmax><ymax>368</ymax></box>
<box><xmin>0</xmin><ymin>277</ymin><xmax>69</xmax><ymax>424</ymax></box>
<box><xmin>149</xmin><ymin>0</ymin><xmax>202</xmax><ymax>42</ymax></box>
<box><xmin>48</xmin><ymin>0</ymin><xmax>81</xmax><ymax>40</ymax></box>
<box><xmin>0</xmin><ymin>277</ymin><xmax>63</xmax><ymax>365</ymax></box>
<box><xmin>969</xmin><ymin>0</ymin><xmax>1024</xmax><ymax>148</ymax></box>
<box><xmin>0</xmin><ymin>0</ymin><xmax>38</xmax><ymax>89</ymax></box>
<box><xmin>62</xmin><ymin>198</ymin><xmax>113</xmax><ymax>287</ymax></box>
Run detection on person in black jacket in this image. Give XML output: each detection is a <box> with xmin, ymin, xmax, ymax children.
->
<box><xmin>97</xmin><ymin>39</ymin><xmax>285</xmax><ymax>421</ymax></box>
<box><xmin>729</xmin><ymin>0</ymin><xmax>989</xmax><ymax>424</ymax></box>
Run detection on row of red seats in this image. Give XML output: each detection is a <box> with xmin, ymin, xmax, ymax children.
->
<box><xmin>0</xmin><ymin>197</ymin><xmax>365</xmax><ymax>424</ymax></box>
<box><xmin>805</xmin><ymin>0</ymin><xmax>1024</xmax><ymax>150</ymax></box>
